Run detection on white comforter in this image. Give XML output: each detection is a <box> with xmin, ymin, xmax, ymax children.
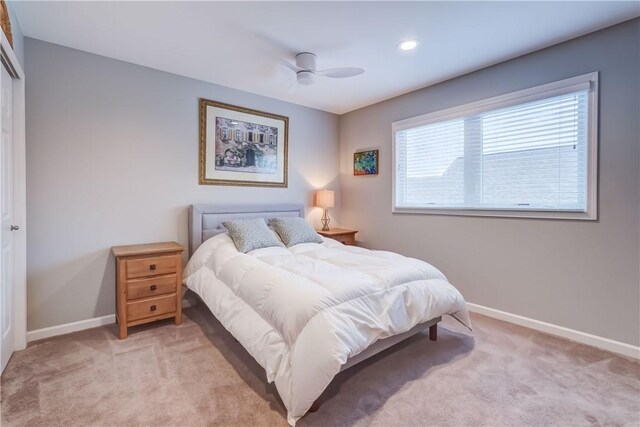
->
<box><xmin>183</xmin><ymin>233</ymin><xmax>471</xmax><ymax>425</ymax></box>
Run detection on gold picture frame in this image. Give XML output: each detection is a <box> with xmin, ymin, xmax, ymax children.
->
<box><xmin>199</xmin><ymin>98</ymin><xmax>289</xmax><ymax>187</ymax></box>
<box><xmin>0</xmin><ymin>0</ymin><xmax>13</xmax><ymax>48</ymax></box>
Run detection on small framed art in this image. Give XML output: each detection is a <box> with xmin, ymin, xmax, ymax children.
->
<box><xmin>354</xmin><ymin>149</ymin><xmax>379</xmax><ymax>176</ymax></box>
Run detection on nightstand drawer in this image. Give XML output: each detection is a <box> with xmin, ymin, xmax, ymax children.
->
<box><xmin>126</xmin><ymin>294</ymin><xmax>177</xmax><ymax>322</ymax></box>
<box><xmin>126</xmin><ymin>255</ymin><xmax>177</xmax><ymax>279</ymax></box>
<box><xmin>317</xmin><ymin>228</ymin><xmax>358</xmax><ymax>246</ymax></box>
<box><xmin>335</xmin><ymin>235</ymin><xmax>355</xmax><ymax>245</ymax></box>
<box><xmin>127</xmin><ymin>275</ymin><xmax>177</xmax><ymax>300</ymax></box>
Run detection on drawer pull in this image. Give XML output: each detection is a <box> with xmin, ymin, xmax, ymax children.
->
<box><xmin>149</xmin><ymin>264</ymin><xmax>156</xmax><ymax>271</ymax></box>
<box><xmin>149</xmin><ymin>285</ymin><xmax>157</xmax><ymax>291</ymax></box>
<box><xmin>150</xmin><ymin>305</ymin><xmax>157</xmax><ymax>311</ymax></box>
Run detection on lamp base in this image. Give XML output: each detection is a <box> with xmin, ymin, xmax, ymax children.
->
<box><xmin>321</xmin><ymin>208</ymin><xmax>330</xmax><ymax>231</ymax></box>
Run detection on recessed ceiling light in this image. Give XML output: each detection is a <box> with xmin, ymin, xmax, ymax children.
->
<box><xmin>398</xmin><ymin>40</ymin><xmax>419</xmax><ymax>51</ymax></box>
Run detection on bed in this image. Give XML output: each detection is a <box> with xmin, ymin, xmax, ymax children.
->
<box><xmin>184</xmin><ymin>204</ymin><xmax>471</xmax><ymax>425</ymax></box>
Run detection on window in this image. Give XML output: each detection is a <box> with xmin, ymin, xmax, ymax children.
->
<box><xmin>392</xmin><ymin>73</ymin><xmax>598</xmax><ymax>220</ymax></box>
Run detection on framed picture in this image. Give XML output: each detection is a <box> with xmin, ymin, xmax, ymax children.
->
<box><xmin>199</xmin><ymin>98</ymin><xmax>289</xmax><ymax>187</ymax></box>
<box><xmin>354</xmin><ymin>149</ymin><xmax>379</xmax><ymax>176</ymax></box>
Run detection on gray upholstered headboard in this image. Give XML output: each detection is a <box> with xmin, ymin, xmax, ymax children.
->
<box><xmin>188</xmin><ymin>204</ymin><xmax>305</xmax><ymax>256</ymax></box>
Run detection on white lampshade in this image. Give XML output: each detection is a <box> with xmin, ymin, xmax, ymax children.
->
<box><xmin>316</xmin><ymin>189</ymin><xmax>335</xmax><ymax>208</ymax></box>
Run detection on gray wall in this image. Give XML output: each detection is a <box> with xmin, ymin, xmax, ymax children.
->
<box><xmin>24</xmin><ymin>20</ymin><xmax>640</xmax><ymax>345</ymax></box>
<box><xmin>339</xmin><ymin>19</ymin><xmax>640</xmax><ymax>346</ymax></box>
<box><xmin>25</xmin><ymin>38</ymin><xmax>340</xmax><ymax>331</ymax></box>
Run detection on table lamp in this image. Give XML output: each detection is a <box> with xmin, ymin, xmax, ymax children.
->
<box><xmin>316</xmin><ymin>189</ymin><xmax>335</xmax><ymax>231</ymax></box>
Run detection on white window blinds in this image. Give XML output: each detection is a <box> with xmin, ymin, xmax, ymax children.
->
<box><xmin>393</xmin><ymin>73</ymin><xmax>598</xmax><ymax>219</ymax></box>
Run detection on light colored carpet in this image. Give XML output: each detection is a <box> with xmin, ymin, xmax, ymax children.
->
<box><xmin>1</xmin><ymin>303</ymin><xmax>638</xmax><ymax>426</ymax></box>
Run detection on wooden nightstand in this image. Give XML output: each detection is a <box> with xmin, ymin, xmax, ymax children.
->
<box><xmin>317</xmin><ymin>228</ymin><xmax>358</xmax><ymax>246</ymax></box>
<box><xmin>112</xmin><ymin>242</ymin><xmax>184</xmax><ymax>339</ymax></box>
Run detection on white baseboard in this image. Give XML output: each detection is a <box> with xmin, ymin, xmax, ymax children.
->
<box><xmin>27</xmin><ymin>300</ymin><xmax>636</xmax><ymax>359</ymax></box>
<box><xmin>27</xmin><ymin>300</ymin><xmax>196</xmax><ymax>343</ymax></box>
<box><xmin>27</xmin><ymin>314</ymin><xmax>116</xmax><ymax>342</ymax></box>
<box><xmin>467</xmin><ymin>302</ymin><xmax>640</xmax><ymax>360</ymax></box>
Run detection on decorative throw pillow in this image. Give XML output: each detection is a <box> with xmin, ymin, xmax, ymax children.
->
<box><xmin>223</xmin><ymin>218</ymin><xmax>284</xmax><ymax>253</ymax></box>
<box><xmin>269</xmin><ymin>217</ymin><xmax>323</xmax><ymax>247</ymax></box>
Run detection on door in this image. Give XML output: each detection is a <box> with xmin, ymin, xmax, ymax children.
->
<box><xmin>245</xmin><ymin>148</ymin><xmax>255</xmax><ymax>166</ymax></box>
<box><xmin>0</xmin><ymin>62</ymin><xmax>14</xmax><ymax>373</ymax></box>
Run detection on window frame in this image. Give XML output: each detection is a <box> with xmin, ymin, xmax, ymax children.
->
<box><xmin>391</xmin><ymin>72</ymin><xmax>599</xmax><ymax>220</ymax></box>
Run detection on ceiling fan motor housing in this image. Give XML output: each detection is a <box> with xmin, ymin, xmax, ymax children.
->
<box><xmin>297</xmin><ymin>70</ymin><xmax>315</xmax><ymax>85</ymax></box>
<box><xmin>295</xmin><ymin>52</ymin><xmax>317</xmax><ymax>71</ymax></box>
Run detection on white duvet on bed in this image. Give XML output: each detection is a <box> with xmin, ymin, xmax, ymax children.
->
<box><xmin>183</xmin><ymin>233</ymin><xmax>471</xmax><ymax>425</ymax></box>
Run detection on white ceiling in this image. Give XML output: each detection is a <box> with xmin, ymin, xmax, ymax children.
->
<box><xmin>12</xmin><ymin>1</ymin><xmax>639</xmax><ymax>114</ymax></box>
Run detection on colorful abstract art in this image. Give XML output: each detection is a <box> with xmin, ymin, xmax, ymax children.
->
<box><xmin>354</xmin><ymin>149</ymin><xmax>379</xmax><ymax>176</ymax></box>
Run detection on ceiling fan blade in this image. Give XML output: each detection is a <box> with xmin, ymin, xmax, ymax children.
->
<box><xmin>278</xmin><ymin>58</ymin><xmax>304</xmax><ymax>73</ymax></box>
<box><xmin>287</xmin><ymin>80</ymin><xmax>299</xmax><ymax>94</ymax></box>
<box><xmin>317</xmin><ymin>67</ymin><xmax>365</xmax><ymax>78</ymax></box>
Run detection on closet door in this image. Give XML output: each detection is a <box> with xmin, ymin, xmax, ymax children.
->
<box><xmin>0</xmin><ymin>61</ymin><xmax>15</xmax><ymax>374</ymax></box>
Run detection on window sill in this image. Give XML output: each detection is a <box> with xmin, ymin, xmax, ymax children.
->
<box><xmin>392</xmin><ymin>207</ymin><xmax>597</xmax><ymax>221</ymax></box>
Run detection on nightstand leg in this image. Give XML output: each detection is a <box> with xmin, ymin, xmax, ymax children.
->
<box><xmin>118</xmin><ymin>321</ymin><xmax>127</xmax><ymax>340</ymax></box>
<box><xmin>175</xmin><ymin>312</ymin><xmax>182</xmax><ymax>325</ymax></box>
<box><xmin>116</xmin><ymin>257</ymin><xmax>128</xmax><ymax>339</ymax></box>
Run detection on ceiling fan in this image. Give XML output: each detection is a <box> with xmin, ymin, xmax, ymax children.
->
<box><xmin>283</xmin><ymin>52</ymin><xmax>364</xmax><ymax>86</ymax></box>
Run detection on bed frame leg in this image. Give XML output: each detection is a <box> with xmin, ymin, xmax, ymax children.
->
<box><xmin>429</xmin><ymin>324</ymin><xmax>437</xmax><ymax>341</ymax></box>
<box><xmin>309</xmin><ymin>399</ymin><xmax>321</xmax><ymax>413</ymax></box>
